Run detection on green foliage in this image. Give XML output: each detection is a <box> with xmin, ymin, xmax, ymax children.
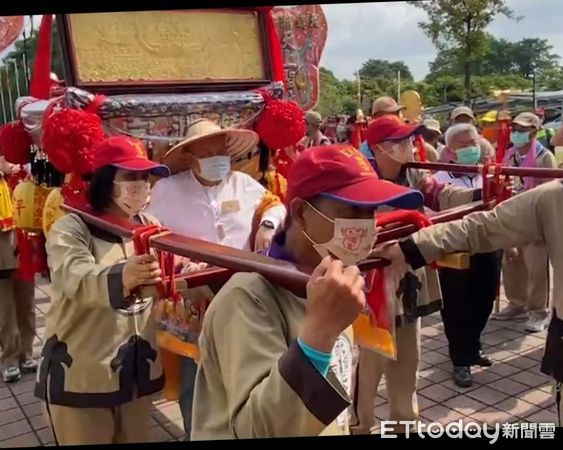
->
<box><xmin>0</xmin><ymin>22</ymin><xmax>64</xmax><ymax>123</ymax></box>
<box><xmin>408</xmin><ymin>0</ymin><xmax>519</xmax><ymax>101</ymax></box>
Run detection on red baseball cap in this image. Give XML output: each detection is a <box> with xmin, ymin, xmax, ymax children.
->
<box><xmin>286</xmin><ymin>145</ymin><xmax>423</xmax><ymax>209</ymax></box>
<box><xmin>366</xmin><ymin>115</ymin><xmax>424</xmax><ymax>146</ymax></box>
<box><xmin>92</xmin><ymin>136</ymin><xmax>170</xmax><ymax>178</ymax></box>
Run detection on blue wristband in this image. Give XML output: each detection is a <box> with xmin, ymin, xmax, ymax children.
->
<box><xmin>297</xmin><ymin>338</ymin><xmax>331</xmax><ymax>377</ymax></box>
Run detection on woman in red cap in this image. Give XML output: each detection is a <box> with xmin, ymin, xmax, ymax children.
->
<box><xmin>35</xmin><ymin>136</ymin><xmax>171</xmax><ymax>445</ymax></box>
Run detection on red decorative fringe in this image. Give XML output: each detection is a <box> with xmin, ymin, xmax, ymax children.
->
<box><xmin>0</xmin><ymin>122</ymin><xmax>32</xmax><ymax>165</ymax></box>
<box><xmin>255</xmin><ymin>92</ymin><xmax>305</xmax><ymax>151</ymax></box>
<box><xmin>42</xmin><ymin>108</ymin><xmax>106</xmax><ymax>175</ymax></box>
<box><xmin>255</xmin><ymin>7</ymin><xmax>285</xmax><ymax>85</ymax></box>
<box><xmin>61</xmin><ymin>174</ymin><xmax>89</xmax><ymax>208</ymax></box>
<box><xmin>16</xmin><ymin>230</ymin><xmax>47</xmax><ymax>282</ymax></box>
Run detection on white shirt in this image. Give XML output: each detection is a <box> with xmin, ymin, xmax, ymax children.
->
<box><xmin>433</xmin><ymin>170</ymin><xmax>483</xmax><ymax>189</ymax></box>
<box><xmin>146</xmin><ymin>171</ymin><xmax>286</xmax><ymax>251</ymax></box>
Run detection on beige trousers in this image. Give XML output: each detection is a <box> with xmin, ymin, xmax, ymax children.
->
<box><xmin>46</xmin><ymin>396</ymin><xmax>152</xmax><ymax>445</ymax></box>
<box><xmin>350</xmin><ymin>319</ymin><xmax>420</xmax><ymax>434</ymax></box>
<box><xmin>0</xmin><ymin>276</ymin><xmax>35</xmax><ymax>366</ymax></box>
<box><xmin>502</xmin><ymin>242</ymin><xmax>550</xmax><ymax>318</ymax></box>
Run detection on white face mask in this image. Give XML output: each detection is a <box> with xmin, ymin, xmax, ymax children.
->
<box><xmin>113</xmin><ymin>180</ymin><xmax>150</xmax><ymax>217</ymax></box>
<box><xmin>378</xmin><ymin>140</ymin><xmax>414</xmax><ymax>164</ymax></box>
<box><xmin>196</xmin><ymin>155</ymin><xmax>231</xmax><ymax>182</ymax></box>
<box><xmin>303</xmin><ymin>202</ymin><xmax>378</xmax><ymax>266</ymax></box>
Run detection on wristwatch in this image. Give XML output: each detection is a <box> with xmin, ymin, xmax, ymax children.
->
<box><xmin>260</xmin><ymin>220</ymin><xmax>275</xmax><ymax>230</ymax></box>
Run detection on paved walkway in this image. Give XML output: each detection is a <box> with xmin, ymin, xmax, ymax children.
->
<box><xmin>0</xmin><ymin>280</ymin><xmax>557</xmax><ymax>446</ymax></box>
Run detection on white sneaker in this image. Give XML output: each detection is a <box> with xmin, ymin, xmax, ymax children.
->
<box><xmin>491</xmin><ymin>305</ymin><xmax>528</xmax><ymax>321</ymax></box>
<box><xmin>2</xmin><ymin>366</ymin><xmax>21</xmax><ymax>383</ymax></box>
<box><xmin>524</xmin><ymin>314</ymin><xmax>547</xmax><ymax>333</ymax></box>
<box><xmin>20</xmin><ymin>359</ymin><xmax>38</xmax><ymax>373</ymax></box>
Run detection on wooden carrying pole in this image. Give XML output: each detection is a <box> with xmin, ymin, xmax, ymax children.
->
<box><xmin>405</xmin><ymin>161</ymin><xmax>563</xmax><ymax>179</ymax></box>
<box><xmin>61</xmin><ymin>200</ymin><xmax>496</xmax><ymax>297</ymax></box>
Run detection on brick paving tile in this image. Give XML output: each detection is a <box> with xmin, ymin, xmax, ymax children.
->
<box><xmin>471</xmin><ymin>369</ymin><xmax>502</xmax><ymax>385</ymax></box>
<box><xmin>416</xmin><ymin>395</ymin><xmax>436</xmax><ymax>412</ymax></box>
<box><xmin>0</xmin><ymin>397</ymin><xmax>18</xmax><ymax>412</ymax></box>
<box><xmin>419</xmin><ymin>368</ymin><xmax>451</xmax><ymax>383</ymax></box>
<box><xmin>421</xmin><ymin>338</ymin><xmax>446</xmax><ymax>351</ymax></box>
<box><xmin>36</xmin><ymin>427</ymin><xmax>54</xmax><ymax>445</ymax></box>
<box><xmin>164</xmin><ymin>422</ymin><xmax>186</xmax><ymax>440</ymax></box>
<box><xmin>421</xmin><ymin>351</ymin><xmax>450</xmax><ymax>365</ymax></box>
<box><xmin>525</xmin><ymin>409</ymin><xmax>558</xmax><ymax>424</ymax></box>
<box><xmin>0</xmin><ymin>408</ymin><xmax>25</xmax><ymax>426</ymax></box>
<box><xmin>416</xmin><ymin>377</ymin><xmax>434</xmax><ymax>390</ymax></box>
<box><xmin>469</xmin><ymin>407</ymin><xmax>512</xmax><ymax>425</ymax></box>
<box><xmin>421</xmin><ymin>326</ymin><xmax>442</xmax><ymax>338</ymax></box>
<box><xmin>495</xmin><ymin>398</ymin><xmax>539</xmax><ymax>419</ymax></box>
<box><xmin>519</xmin><ymin>389</ymin><xmax>556</xmax><ymax>408</ymax></box>
<box><xmin>466</xmin><ymin>386</ymin><xmax>510</xmax><ymax>405</ymax></box>
<box><xmin>420</xmin><ymin>405</ymin><xmax>465</xmax><ymax>425</ymax></box>
<box><xmin>0</xmin><ymin>419</ymin><xmax>32</xmax><ymax>441</ymax></box>
<box><xmin>419</xmin><ymin>384</ymin><xmax>457</xmax><ymax>403</ymax></box>
<box><xmin>16</xmin><ymin>391</ymin><xmax>40</xmax><ymax>407</ymax></box>
<box><xmin>443</xmin><ymin>395</ymin><xmax>487</xmax><ymax>416</ymax></box>
<box><xmin>504</xmin><ymin>355</ymin><xmax>538</xmax><ymax>370</ymax></box>
<box><xmin>30</xmin><ymin>414</ymin><xmax>49</xmax><ymax>431</ymax></box>
<box><xmin>21</xmin><ymin>402</ymin><xmax>43</xmax><ymax>418</ymax></box>
<box><xmin>148</xmin><ymin>425</ymin><xmax>173</xmax><ymax>443</ymax></box>
<box><xmin>9</xmin><ymin>379</ymin><xmax>36</xmax><ymax>396</ymax></box>
<box><xmin>485</xmin><ymin>348</ymin><xmax>518</xmax><ymax>363</ymax></box>
<box><xmin>487</xmin><ymin>379</ymin><xmax>529</xmax><ymax>396</ymax></box>
<box><xmin>510</xmin><ymin>370</ymin><xmax>551</xmax><ymax>389</ymax></box>
<box><xmin>0</xmin><ymin>387</ymin><xmax>11</xmax><ymax>400</ymax></box>
<box><xmin>0</xmin><ymin>431</ymin><xmax>40</xmax><ymax>447</ymax></box>
<box><xmin>488</xmin><ymin>362</ymin><xmax>523</xmax><ymax>377</ymax></box>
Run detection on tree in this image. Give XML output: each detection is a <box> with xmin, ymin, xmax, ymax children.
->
<box><xmin>511</xmin><ymin>38</ymin><xmax>560</xmax><ymax>79</ymax></box>
<box><xmin>409</xmin><ymin>0</ymin><xmax>520</xmax><ymax>102</ymax></box>
<box><xmin>359</xmin><ymin>59</ymin><xmax>414</xmax><ymax>82</ymax></box>
<box><xmin>0</xmin><ymin>22</ymin><xmax>64</xmax><ymax>123</ymax></box>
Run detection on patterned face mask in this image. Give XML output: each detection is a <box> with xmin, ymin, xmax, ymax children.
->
<box><xmin>302</xmin><ymin>202</ymin><xmax>378</xmax><ymax>266</ymax></box>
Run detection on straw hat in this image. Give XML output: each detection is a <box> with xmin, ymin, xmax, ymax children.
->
<box><xmin>163</xmin><ymin>119</ymin><xmax>259</xmax><ymax>173</ymax></box>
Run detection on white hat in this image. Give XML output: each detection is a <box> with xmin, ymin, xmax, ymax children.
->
<box><xmin>423</xmin><ymin>118</ymin><xmax>442</xmax><ymax>135</ymax></box>
<box><xmin>163</xmin><ymin>119</ymin><xmax>259</xmax><ymax>173</ymax></box>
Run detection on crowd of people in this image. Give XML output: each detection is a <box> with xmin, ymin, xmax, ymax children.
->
<box><xmin>0</xmin><ymin>93</ymin><xmax>562</xmax><ymax>444</ymax></box>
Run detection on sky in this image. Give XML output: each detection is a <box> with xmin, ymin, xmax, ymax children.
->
<box><xmin>321</xmin><ymin>0</ymin><xmax>563</xmax><ymax>81</ymax></box>
<box><xmin>2</xmin><ymin>1</ymin><xmax>562</xmax><ymax>82</ymax></box>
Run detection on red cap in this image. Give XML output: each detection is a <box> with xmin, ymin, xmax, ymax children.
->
<box><xmin>286</xmin><ymin>145</ymin><xmax>423</xmax><ymax>209</ymax></box>
<box><xmin>92</xmin><ymin>136</ymin><xmax>170</xmax><ymax>177</ymax></box>
<box><xmin>366</xmin><ymin>116</ymin><xmax>424</xmax><ymax>147</ymax></box>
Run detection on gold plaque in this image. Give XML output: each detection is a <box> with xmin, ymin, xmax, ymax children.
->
<box><xmin>66</xmin><ymin>10</ymin><xmax>267</xmax><ymax>84</ymax></box>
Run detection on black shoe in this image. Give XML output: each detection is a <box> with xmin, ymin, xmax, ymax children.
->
<box><xmin>453</xmin><ymin>366</ymin><xmax>473</xmax><ymax>388</ymax></box>
<box><xmin>477</xmin><ymin>351</ymin><xmax>493</xmax><ymax>367</ymax></box>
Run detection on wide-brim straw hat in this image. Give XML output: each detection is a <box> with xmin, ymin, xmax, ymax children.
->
<box><xmin>163</xmin><ymin>118</ymin><xmax>259</xmax><ymax>174</ymax></box>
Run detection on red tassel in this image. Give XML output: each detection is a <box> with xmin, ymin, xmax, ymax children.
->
<box><xmin>255</xmin><ymin>92</ymin><xmax>305</xmax><ymax>150</ymax></box>
<box><xmin>29</xmin><ymin>15</ymin><xmax>53</xmax><ymax>100</ymax></box>
<box><xmin>0</xmin><ymin>122</ymin><xmax>32</xmax><ymax>165</ymax></box>
<box><xmin>16</xmin><ymin>230</ymin><xmax>34</xmax><ymax>282</ymax></box>
<box><xmin>256</xmin><ymin>7</ymin><xmax>285</xmax><ymax>85</ymax></box>
<box><xmin>42</xmin><ymin>108</ymin><xmax>106</xmax><ymax>175</ymax></box>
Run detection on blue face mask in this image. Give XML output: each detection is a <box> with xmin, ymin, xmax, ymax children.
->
<box><xmin>455</xmin><ymin>145</ymin><xmax>481</xmax><ymax>165</ymax></box>
<box><xmin>510</xmin><ymin>131</ymin><xmax>531</xmax><ymax>148</ymax></box>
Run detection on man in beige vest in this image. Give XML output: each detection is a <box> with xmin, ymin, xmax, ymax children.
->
<box><xmin>191</xmin><ymin>144</ymin><xmax>424</xmax><ymax>439</ymax></box>
<box><xmin>493</xmin><ymin>113</ymin><xmax>556</xmax><ymax>332</ymax></box>
<box><xmin>373</xmin><ymin>180</ymin><xmax>563</xmax><ymax>426</ymax></box>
